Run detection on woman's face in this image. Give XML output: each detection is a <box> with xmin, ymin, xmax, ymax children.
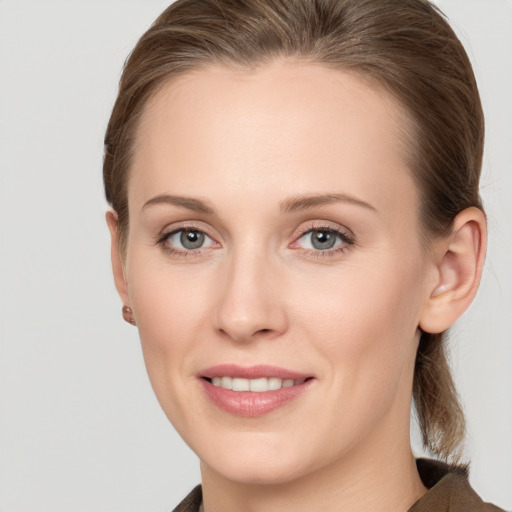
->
<box><xmin>114</xmin><ymin>60</ymin><xmax>437</xmax><ymax>484</ymax></box>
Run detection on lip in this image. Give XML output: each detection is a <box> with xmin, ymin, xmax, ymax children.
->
<box><xmin>200</xmin><ymin>364</ymin><xmax>311</xmax><ymax>380</ymax></box>
<box><xmin>199</xmin><ymin>364</ymin><xmax>315</xmax><ymax>417</ymax></box>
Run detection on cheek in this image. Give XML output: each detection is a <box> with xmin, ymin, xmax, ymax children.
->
<box><xmin>127</xmin><ymin>244</ymin><xmax>213</xmax><ymax>344</ymax></box>
<box><xmin>124</xmin><ymin>250</ymin><xmax>215</xmax><ymax>418</ymax></box>
<box><xmin>294</xmin><ymin>253</ymin><xmax>425</xmax><ymax>406</ymax></box>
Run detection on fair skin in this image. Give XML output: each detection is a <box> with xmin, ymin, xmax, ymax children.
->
<box><xmin>107</xmin><ymin>60</ymin><xmax>486</xmax><ymax>512</ymax></box>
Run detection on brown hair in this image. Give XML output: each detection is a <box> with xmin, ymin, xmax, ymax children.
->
<box><xmin>104</xmin><ymin>0</ymin><xmax>484</xmax><ymax>463</ymax></box>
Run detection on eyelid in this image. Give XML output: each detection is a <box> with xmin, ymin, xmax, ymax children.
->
<box><xmin>153</xmin><ymin>219</ymin><xmax>354</xmax><ymax>259</ymax></box>
<box><xmin>288</xmin><ymin>220</ymin><xmax>356</xmax><ymax>258</ymax></box>
<box><xmin>154</xmin><ymin>221</ymin><xmax>222</xmax><ymax>259</ymax></box>
<box><xmin>155</xmin><ymin>220</ymin><xmax>219</xmax><ymax>244</ymax></box>
<box><xmin>290</xmin><ymin>220</ymin><xmax>355</xmax><ymax>243</ymax></box>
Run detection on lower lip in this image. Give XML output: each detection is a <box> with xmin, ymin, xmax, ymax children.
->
<box><xmin>200</xmin><ymin>379</ymin><xmax>314</xmax><ymax>417</ymax></box>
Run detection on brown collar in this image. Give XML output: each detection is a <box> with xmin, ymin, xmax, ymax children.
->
<box><xmin>408</xmin><ymin>458</ymin><xmax>504</xmax><ymax>512</ymax></box>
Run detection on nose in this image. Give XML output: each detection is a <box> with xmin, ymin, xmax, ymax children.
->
<box><xmin>213</xmin><ymin>248</ymin><xmax>289</xmax><ymax>343</ymax></box>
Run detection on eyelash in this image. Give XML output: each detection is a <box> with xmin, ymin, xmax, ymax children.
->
<box><xmin>291</xmin><ymin>223</ymin><xmax>355</xmax><ymax>259</ymax></box>
<box><xmin>155</xmin><ymin>222</ymin><xmax>355</xmax><ymax>259</ymax></box>
<box><xmin>155</xmin><ymin>224</ymin><xmax>218</xmax><ymax>259</ymax></box>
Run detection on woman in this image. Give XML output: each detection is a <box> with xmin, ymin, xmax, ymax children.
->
<box><xmin>103</xmin><ymin>0</ymin><xmax>504</xmax><ymax>510</ymax></box>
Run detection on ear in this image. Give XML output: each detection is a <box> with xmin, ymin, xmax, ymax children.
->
<box><xmin>106</xmin><ymin>210</ymin><xmax>130</xmax><ymax>306</ymax></box>
<box><xmin>419</xmin><ymin>207</ymin><xmax>487</xmax><ymax>334</ymax></box>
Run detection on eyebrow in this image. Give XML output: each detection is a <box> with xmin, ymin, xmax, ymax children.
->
<box><xmin>142</xmin><ymin>194</ymin><xmax>215</xmax><ymax>214</ymax></box>
<box><xmin>280</xmin><ymin>193</ymin><xmax>377</xmax><ymax>214</ymax></box>
<box><xmin>141</xmin><ymin>192</ymin><xmax>377</xmax><ymax>215</ymax></box>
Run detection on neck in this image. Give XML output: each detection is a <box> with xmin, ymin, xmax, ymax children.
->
<box><xmin>200</xmin><ymin>417</ymin><xmax>427</xmax><ymax>512</ymax></box>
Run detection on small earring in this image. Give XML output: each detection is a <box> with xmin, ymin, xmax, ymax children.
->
<box><xmin>122</xmin><ymin>305</ymin><xmax>136</xmax><ymax>325</ymax></box>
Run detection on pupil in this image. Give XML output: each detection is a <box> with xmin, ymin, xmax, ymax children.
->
<box><xmin>312</xmin><ymin>230</ymin><xmax>336</xmax><ymax>250</ymax></box>
<box><xmin>181</xmin><ymin>230</ymin><xmax>204</xmax><ymax>249</ymax></box>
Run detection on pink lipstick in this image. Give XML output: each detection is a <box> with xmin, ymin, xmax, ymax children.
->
<box><xmin>199</xmin><ymin>364</ymin><xmax>314</xmax><ymax>417</ymax></box>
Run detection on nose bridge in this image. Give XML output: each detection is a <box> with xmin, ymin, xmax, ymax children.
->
<box><xmin>214</xmin><ymin>242</ymin><xmax>287</xmax><ymax>342</ymax></box>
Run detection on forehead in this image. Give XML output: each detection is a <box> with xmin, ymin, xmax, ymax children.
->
<box><xmin>130</xmin><ymin>59</ymin><xmax>417</xmax><ymax>218</ymax></box>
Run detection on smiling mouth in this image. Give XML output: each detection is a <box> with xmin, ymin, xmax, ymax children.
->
<box><xmin>203</xmin><ymin>376</ymin><xmax>310</xmax><ymax>392</ymax></box>
<box><xmin>200</xmin><ymin>366</ymin><xmax>314</xmax><ymax>416</ymax></box>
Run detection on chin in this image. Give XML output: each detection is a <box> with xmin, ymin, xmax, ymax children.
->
<box><xmin>209</xmin><ymin>456</ymin><xmax>309</xmax><ymax>485</ymax></box>
<box><xmin>195</xmin><ymin>430</ymin><xmax>320</xmax><ymax>485</ymax></box>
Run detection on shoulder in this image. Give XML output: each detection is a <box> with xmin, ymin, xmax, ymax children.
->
<box><xmin>409</xmin><ymin>458</ymin><xmax>506</xmax><ymax>512</ymax></box>
<box><xmin>172</xmin><ymin>485</ymin><xmax>202</xmax><ymax>512</ymax></box>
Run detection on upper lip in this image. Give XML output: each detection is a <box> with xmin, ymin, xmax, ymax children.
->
<box><xmin>200</xmin><ymin>364</ymin><xmax>312</xmax><ymax>380</ymax></box>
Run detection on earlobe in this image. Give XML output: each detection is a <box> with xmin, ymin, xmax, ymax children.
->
<box><xmin>106</xmin><ymin>210</ymin><xmax>130</xmax><ymax>306</ymax></box>
<box><xmin>419</xmin><ymin>207</ymin><xmax>487</xmax><ymax>334</ymax></box>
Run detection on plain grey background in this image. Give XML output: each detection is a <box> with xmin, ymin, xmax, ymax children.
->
<box><xmin>0</xmin><ymin>1</ymin><xmax>511</xmax><ymax>511</ymax></box>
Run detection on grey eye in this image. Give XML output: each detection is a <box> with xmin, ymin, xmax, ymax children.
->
<box><xmin>166</xmin><ymin>229</ymin><xmax>215</xmax><ymax>251</ymax></box>
<box><xmin>309</xmin><ymin>230</ymin><xmax>338</xmax><ymax>250</ymax></box>
<box><xmin>180</xmin><ymin>230</ymin><xmax>205</xmax><ymax>249</ymax></box>
<box><xmin>295</xmin><ymin>228</ymin><xmax>347</xmax><ymax>251</ymax></box>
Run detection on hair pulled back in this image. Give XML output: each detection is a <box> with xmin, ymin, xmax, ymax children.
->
<box><xmin>104</xmin><ymin>0</ymin><xmax>484</xmax><ymax>463</ymax></box>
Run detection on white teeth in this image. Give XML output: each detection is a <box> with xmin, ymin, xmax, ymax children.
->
<box><xmin>210</xmin><ymin>377</ymin><xmax>307</xmax><ymax>392</ymax></box>
<box><xmin>268</xmin><ymin>377</ymin><xmax>282</xmax><ymax>390</ymax></box>
<box><xmin>232</xmin><ymin>378</ymin><xmax>250</xmax><ymax>391</ymax></box>
<box><xmin>249</xmin><ymin>378</ymin><xmax>268</xmax><ymax>392</ymax></box>
<box><xmin>221</xmin><ymin>376</ymin><xmax>232</xmax><ymax>390</ymax></box>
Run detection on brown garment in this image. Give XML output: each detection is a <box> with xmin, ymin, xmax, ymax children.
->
<box><xmin>172</xmin><ymin>485</ymin><xmax>202</xmax><ymax>512</ymax></box>
<box><xmin>172</xmin><ymin>459</ymin><xmax>506</xmax><ymax>512</ymax></box>
<box><xmin>409</xmin><ymin>459</ymin><xmax>505</xmax><ymax>512</ymax></box>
